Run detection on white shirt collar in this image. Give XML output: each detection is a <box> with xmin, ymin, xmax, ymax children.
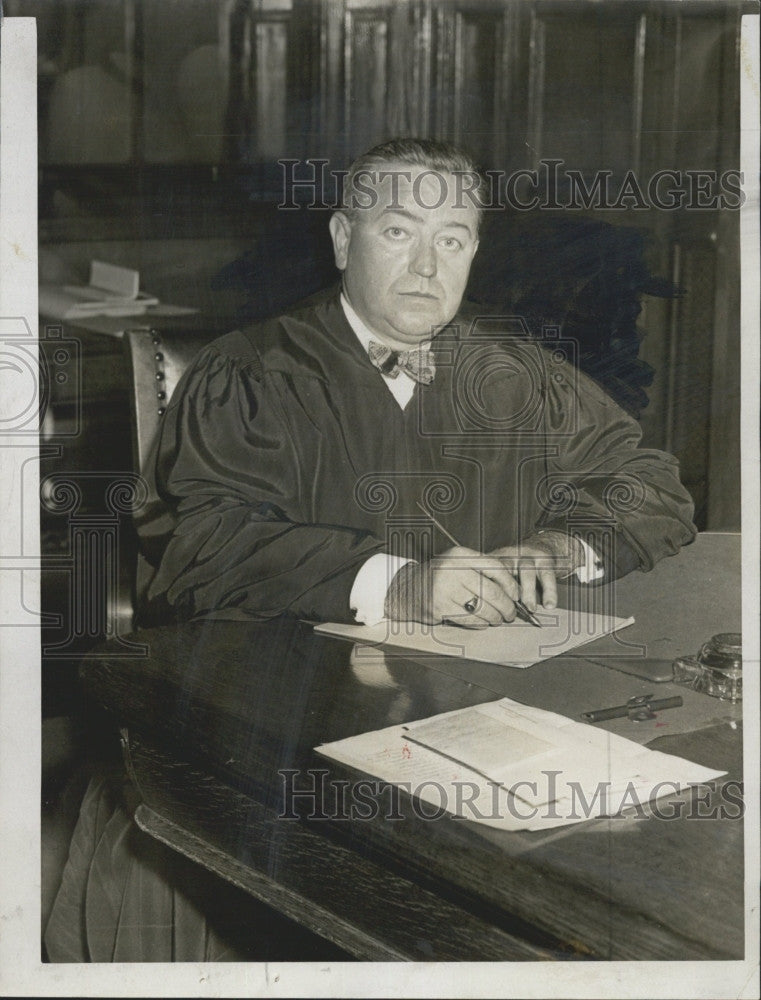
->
<box><xmin>340</xmin><ymin>292</ymin><xmax>422</xmax><ymax>409</ymax></box>
<box><xmin>340</xmin><ymin>291</ymin><xmax>431</xmax><ymax>355</ymax></box>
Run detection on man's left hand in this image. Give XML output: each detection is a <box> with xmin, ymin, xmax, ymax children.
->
<box><xmin>489</xmin><ymin>531</ymin><xmax>584</xmax><ymax>611</ymax></box>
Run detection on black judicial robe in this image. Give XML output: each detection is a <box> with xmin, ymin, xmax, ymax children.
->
<box><xmin>136</xmin><ymin>291</ymin><xmax>696</xmax><ymax>623</ymax></box>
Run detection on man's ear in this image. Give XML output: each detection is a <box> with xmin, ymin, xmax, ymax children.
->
<box><xmin>329</xmin><ymin>212</ymin><xmax>352</xmax><ymax>271</ymax></box>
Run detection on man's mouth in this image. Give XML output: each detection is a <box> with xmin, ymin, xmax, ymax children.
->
<box><xmin>399</xmin><ymin>291</ymin><xmax>438</xmax><ymax>299</ymax></box>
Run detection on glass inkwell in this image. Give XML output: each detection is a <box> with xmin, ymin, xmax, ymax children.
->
<box><xmin>672</xmin><ymin>633</ymin><xmax>742</xmax><ymax>703</ymax></box>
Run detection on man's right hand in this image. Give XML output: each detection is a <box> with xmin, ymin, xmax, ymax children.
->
<box><xmin>383</xmin><ymin>546</ymin><xmax>521</xmax><ymax>628</ymax></box>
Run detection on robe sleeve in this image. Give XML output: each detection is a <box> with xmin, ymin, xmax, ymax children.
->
<box><xmin>140</xmin><ymin>345</ymin><xmax>386</xmax><ymax>623</ymax></box>
<box><xmin>540</xmin><ymin>360</ymin><xmax>697</xmax><ymax>578</ymax></box>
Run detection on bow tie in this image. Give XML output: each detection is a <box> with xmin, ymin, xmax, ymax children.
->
<box><xmin>367</xmin><ymin>340</ymin><xmax>436</xmax><ymax>385</ymax></box>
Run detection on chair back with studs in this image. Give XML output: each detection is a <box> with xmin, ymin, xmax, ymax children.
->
<box><xmin>121</xmin><ymin>327</ymin><xmax>220</xmax><ymax>628</ymax></box>
<box><xmin>123</xmin><ymin>327</ymin><xmax>219</xmax><ymax>474</ymax></box>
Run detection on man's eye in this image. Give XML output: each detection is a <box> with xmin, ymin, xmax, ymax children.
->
<box><xmin>438</xmin><ymin>236</ymin><xmax>463</xmax><ymax>251</ymax></box>
<box><xmin>385</xmin><ymin>226</ymin><xmax>408</xmax><ymax>240</ymax></box>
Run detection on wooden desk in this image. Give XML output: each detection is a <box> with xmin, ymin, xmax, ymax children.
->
<box><xmin>82</xmin><ymin>533</ymin><xmax>744</xmax><ymax>961</ymax></box>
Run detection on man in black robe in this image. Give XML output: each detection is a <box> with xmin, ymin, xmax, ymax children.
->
<box><xmin>46</xmin><ymin>137</ymin><xmax>698</xmax><ymax>964</ymax></box>
<box><xmin>138</xmin><ymin>138</ymin><xmax>696</xmax><ymax>630</ymax></box>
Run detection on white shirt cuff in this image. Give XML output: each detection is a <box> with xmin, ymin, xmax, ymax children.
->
<box><xmin>350</xmin><ymin>553</ymin><xmax>415</xmax><ymax>625</ymax></box>
<box><xmin>574</xmin><ymin>536</ymin><xmax>605</xmax><ymax>583</ymax></box>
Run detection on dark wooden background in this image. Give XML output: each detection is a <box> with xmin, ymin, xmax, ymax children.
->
<box><xmin>22</xmin><ymin>0</ymin><xmax>743</xmax><ymax>532</ymax></box>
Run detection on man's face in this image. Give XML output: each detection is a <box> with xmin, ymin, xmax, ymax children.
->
<box><xmin>329</xmin><ymin>164</ymin><xmax>480</xmax><ymax>349</ymax></box>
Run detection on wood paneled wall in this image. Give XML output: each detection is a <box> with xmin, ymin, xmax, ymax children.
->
<box><xmin>35</xmin><ymin>0</ymin><xmax>743</xmax><ymax>528</ymax></box>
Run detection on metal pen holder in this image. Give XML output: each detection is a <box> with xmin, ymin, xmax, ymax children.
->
<box><xmin>672</xmin><ymin>633</ymin><xmax>742</xmax><ymax>703</ymax></box>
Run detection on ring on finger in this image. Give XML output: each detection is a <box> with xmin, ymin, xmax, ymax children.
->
<box><xmin>463</xmin><ymin>595</ymin><xmax>481</xmax><ymax>614</ymax></box>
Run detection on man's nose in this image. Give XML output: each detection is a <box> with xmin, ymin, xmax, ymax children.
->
<box><xmin>409</xmin><ymin>241</ymin><xmax>437</xmax><ymax>278</ymax></box>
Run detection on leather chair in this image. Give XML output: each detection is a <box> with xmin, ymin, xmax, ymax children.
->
<box><xmin>123</xmin><ymin>326</ymin><xmax>216</xmax><ymax>487</ymax></box>
<box><xmin>120</xmin><ymin>327</ymin><xmax>219</xmax><ymax>631</ymax></box>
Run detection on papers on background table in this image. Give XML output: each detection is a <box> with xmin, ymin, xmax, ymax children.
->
<box><xmin>315</xmin><ymin>607</ymin><xmax>634</xmax><ymax>668</ymax></box>
<box><xmin>315</xmin><ymin>698</ymin><xmax>725</xmax><ymax>832</ymax></box>
<box><xmin>39</xmin><ymin>261</ymin><xmax>159</xmax><ymax>320</ymax></box>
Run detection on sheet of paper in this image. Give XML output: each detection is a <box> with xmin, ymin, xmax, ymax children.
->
<box><xmin>315</xmin><ymin>607</ymin><xmax>635</xmax><ymax>668</ymax></box>
<box><xmin>38</xmin><ymin>283</ymin><xmax>159</xmax><ymax>320</ymax></box>
<box><xmin>315</xmin><ymin>697</ymin><xmax>726</xmax><ymax>832</ymax></box>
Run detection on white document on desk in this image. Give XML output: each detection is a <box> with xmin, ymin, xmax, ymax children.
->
<box><xmin>315</xmin><ymin>607</ymin><xmax>634</xmax><ymax>668</ymax></box>
<box><xmin>315</xmin><ymin>698</ymin><xmax>726</xmax><ymax>832</ymax></box>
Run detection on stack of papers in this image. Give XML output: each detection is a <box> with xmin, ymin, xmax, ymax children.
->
<box><xmin>40</xmin><ymin>260</ymin><xmax>159</xmax><ymax>320</ymax></box>
<box><xmin>316</xmin><ymin>698</ymin><xmax>725</xmax><ymax>831</ymax></box>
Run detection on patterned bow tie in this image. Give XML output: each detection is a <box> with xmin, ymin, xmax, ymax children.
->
<box><xmin>367</xmin><ymin>340</ymin><xmax>436</xmax><ymax>385</ymax></box>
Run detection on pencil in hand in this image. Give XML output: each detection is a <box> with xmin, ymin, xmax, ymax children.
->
<box><xmin>414</xmin><ymin>501</ymin><xmax>542</xmax><ymax>628</ymax></box>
